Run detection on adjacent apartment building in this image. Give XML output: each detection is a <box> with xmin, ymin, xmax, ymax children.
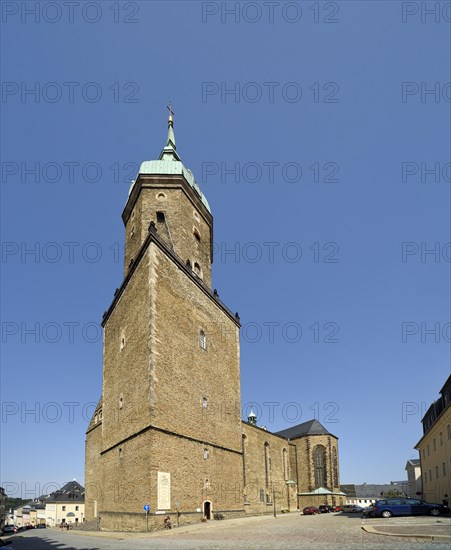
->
<box><xmin>44</xmin><ymin>481</ymin><xmax>85</xmax><ymax>526</ymax></box>
<box><xmin>415</xmin><ymin>374</ymin><xmax>451</xmax><ymax>503</ymax></box>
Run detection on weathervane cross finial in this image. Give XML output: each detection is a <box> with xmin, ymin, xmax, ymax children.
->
<box><xmin>167</xmin><ymin>101</ymin><xmax>174</xmax><ymax>124</ymax></box>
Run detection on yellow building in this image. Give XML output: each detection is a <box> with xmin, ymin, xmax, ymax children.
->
<box><xmin>44</xmin><ymin>481</ymin><xmax>85</xmax><ymax>527</ymax></box>
<box><xmin>415</xmin><ymin>375</ymin><xmax>451</xmax><ymax>504</ymax></box>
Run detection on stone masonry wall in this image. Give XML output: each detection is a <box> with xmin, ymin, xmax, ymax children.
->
<box><xmin>242</xmin><ymin>423</ymin><xmax>297</xmax><ymax>514</ymax></box>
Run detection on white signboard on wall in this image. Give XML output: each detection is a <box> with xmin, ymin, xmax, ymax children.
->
<box><xmin>157</xmin><ymin>472</ymin><xmax>171</xmax><ymax>510</ymax></box>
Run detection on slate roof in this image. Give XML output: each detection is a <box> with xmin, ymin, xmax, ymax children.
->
<box><xmin>46</xmin><ymin>481</ymin><xmax>85</xmax><ymax>503</ymax></box>
<box><xmin>275</xmin><ymin>419</ymin><xmax>334</xmax><ymax>440</ymax></box>
<box><xmin>406</xmin><ymin>459</ymin><xmax>420</xmax><ymax>467</ymax></box>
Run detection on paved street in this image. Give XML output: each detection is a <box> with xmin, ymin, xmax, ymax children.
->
<box><xmin>2</xmin><ymin>513</ymin><xmax>451</xmax><ymax>549</ymax></box>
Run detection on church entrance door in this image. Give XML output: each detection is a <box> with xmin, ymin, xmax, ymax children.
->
<box><xmin>203</xmin><ymin>501</ymin><xmax>211</xmax><ymax>520</ymax></box>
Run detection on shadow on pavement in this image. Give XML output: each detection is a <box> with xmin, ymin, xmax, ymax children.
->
<box><xmin>2</xmin><ymin>534</ymin><xmax>100</xmax><ymax>550</ymax></box>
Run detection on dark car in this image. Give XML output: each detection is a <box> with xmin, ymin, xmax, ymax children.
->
<box><xmin>303</xmin><ymin>506</ymin><xmax>320</xmax><ymax>515</ymax></box>
<box><xmin>318</xmin><ymin>505</ymin><xmax>331</xmax><ymax>513</ymax></box>
<box><xmin>373</xmin><ymin>498</ymin><xmax>450</xmax><ymax>518</ymax></box>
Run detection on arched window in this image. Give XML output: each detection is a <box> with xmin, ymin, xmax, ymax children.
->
<box><xmin>333</xmin><ymin>447</ymin><xmax>338</xmax><ymax>487</ymax></box>
<box><xmin>242</xmin><ymin>435</ymin><xmax>247</xmax><ymax>487</ymax></box>
<box><xmin>194</xmin><ymin>262</ymin><xmax>202</xmax><ymax>278</ymax></box>
<box><xmin>264</xmin><ymin>442</ymin><xmax>270</xmax><ymax>487</ymax></box>
<box><xmin>193</xmin><ymin>228</ymin><xmax>201</xmax><ymax>241</ymax></box>
<box><xmin>314</xmin><ymin>445</ymin><xmax>327</xmax><ymax>488</ymax></box>
<box><xmin>282</xmin><ymin>448</ymin><xmax>289</xmax><ymax>480</ymax></box>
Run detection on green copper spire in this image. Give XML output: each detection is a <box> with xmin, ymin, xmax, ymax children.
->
<box><xmin>167</xmin><ymin>102</ymin><xmax>175</xmax><ymax>148</ymax></box>
<box><xmin>130</xmin><ymin>105</ymin><xmax>211</xmax><ymax>212</ymax></box>
<box><xmin>159</xmin><ymin>103</ymin><xmax>180</xmax><ymax>161</ymax></box>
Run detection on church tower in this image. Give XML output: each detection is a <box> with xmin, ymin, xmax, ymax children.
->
<box><xmin>85</xmin><ymin>110</ymin><xmax>243</xmax><ymax>529</ymax></box>
<box><xmin>122</xmin><ymin>107</ymin><xmax>213</xmax><ymax>288</ymax></box>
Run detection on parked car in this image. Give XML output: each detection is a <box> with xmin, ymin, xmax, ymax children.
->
<box><xmin>333</xmin><ymin>506</ymin><xmax>342</xmax><ymax>512</ymax></box>
<box><xmin>362</xmin><ymin>505</ymin><xmax>374</xmax><ymax>517</ymax></box>
<box><xmin>318</xmin><ymin>505</ymin><xmax>331</xmax><ymax>513</ymax></box>
<box><xmin>342</xmin><ymin>505</ymin><xmax>364</xmax><ymax>513</ymax></box>
<box><xmin>373</xmin><ymin>498</ymin><xmax>450</xmax><ymax>518</ymax></box>
<box><xmin>1</xmin><ymin>525</ymin><xmax>17</xmax><ymax>535</ymax></box>
<box><xmin>303</xmin><ymin>506</ymin><xmax>320</xmax><ymax>515</ymax></box>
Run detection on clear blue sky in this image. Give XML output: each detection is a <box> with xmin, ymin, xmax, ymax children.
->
<box><xmin>1</xmin><ymin>1</ymin><xmax>450</xmax><ymax>500</ymax></box>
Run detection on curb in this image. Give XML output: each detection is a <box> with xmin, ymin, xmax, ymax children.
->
<box><xmin>362</xmin><ymin>525</ymin><xmax>451</xmax><ymax>541</ymax></box>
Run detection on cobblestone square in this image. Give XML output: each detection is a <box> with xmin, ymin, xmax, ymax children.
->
<box><xmin>5</xmin><ymin>512</ymin><xmax>451</xmax><ymax>549</ymax></box>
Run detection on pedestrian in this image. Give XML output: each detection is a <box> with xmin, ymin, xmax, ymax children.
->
<box><xmin>442</xmin><ymin>494</ymin><xmax>449</xmax><ymax>507</ymax></box>
<box><xmin>164</xmin><ymin>516</ymin><xmax>172</xmax><ymax>529</ymax></box>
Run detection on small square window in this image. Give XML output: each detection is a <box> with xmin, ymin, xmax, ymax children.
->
<box><xmin>75</xmin><ymin>506</ymin><xmax>79</xmax><ymax>511</ymax></box>
<box><xmin>156</xmin><ymin>211</ymin><xmax>165</xmax><ymax>223</ymax></box>
<box><xmin>62</xmin><ymin>506</ymin><xmax>66</xmax><ymax>511</ymax></box>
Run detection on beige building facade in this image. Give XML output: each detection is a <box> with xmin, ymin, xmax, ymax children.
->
<box><xmin>44</xmin><ymin>480</ymin><xmax>85</xmax><ymax>526</ymax></box>
<box><xmin>405</xmin><ymin>459</ymin><xmax>422</xmax><ymax>498</ymax></box>
<box><xmin>415</xmin><ymin>375</ymin><xmax>451</xmax><ymax>504</ymax></box>
<box><xmin>85</xmin><ymin>113</ymin><xmax>342</xmax><ymax>531</ymax></box>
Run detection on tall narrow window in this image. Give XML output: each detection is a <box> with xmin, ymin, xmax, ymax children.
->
<box><xmin>282</xmin><ymin>448</ymin><xmax>288</xmax><ymax>480</ymax></box>
<box><xmin>264</xmin><ymin>443</ymin><xmax>270</xmax><ymax>488</ymax></box>
<box><xmin>333</xmin><ymin>447</ymin><xmax>339</xmax><ymax>487</ymax></box>
<box><xmin>242</xmin><ymin>435</ymin><xmax>247</xmax><ymax>487</ymax></box>
<box><xmin>199</xmin><ymin>330</ymin><xmax>207</xmax><ymax>350</ymax></box>
<box><xmin>203</xmin><ymin>448</ymin><xmax>209</xmax><ymax>460</ymax></box>
<box><xmin>314</xmin><ymin>445</ymin><xmax>327</xmax><ymax>488</ymax></box>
